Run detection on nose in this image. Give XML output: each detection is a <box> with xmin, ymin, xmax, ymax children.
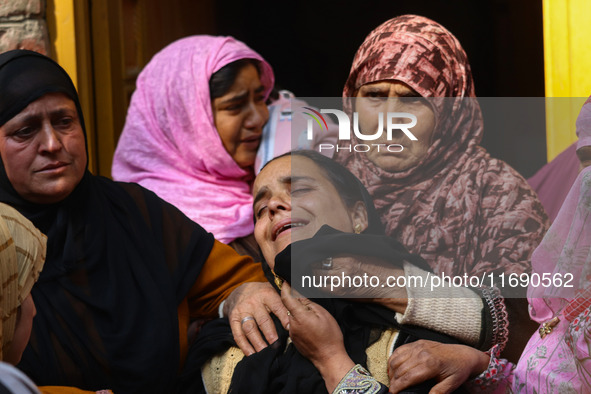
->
<box><xmin>244</xmin><ymin>102</ymin><xmax>269</xmax><ymax>130</ymax></box>
<box><xmin>38</xmin><ymin>123</ymin><xmax>63</xmax><ymax>153</ymax></box>
<box><xmin>267</xmin><ymin>193</ymin><xmax>291</xmax><ymax>216</ymax></box>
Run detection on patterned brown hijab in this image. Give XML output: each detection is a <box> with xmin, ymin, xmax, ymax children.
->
<box><xmin>336</xmin><ymin>15</ymin><xmax>548</xmax><ymax>277</ymax></box>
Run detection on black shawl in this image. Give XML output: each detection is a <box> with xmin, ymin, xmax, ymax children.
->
<box><xmin>178</xmin><ymin>226</ymin><xmax>463</xmax><ymax>394</ymax></box>
<box><xmin>0</xmin><ymin>50</ymin><xmax>214</xmax><ymax>393</ymax></box>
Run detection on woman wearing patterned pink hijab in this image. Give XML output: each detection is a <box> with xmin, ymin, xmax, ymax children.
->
<box><xmin>336</xmin><ymin>15</ymin><xmax>549</xmax><ymax>362</ymax></box>
<box><xmin>387</xmin><ymin>96</ymin><xmax>591</xmax><ymax>393</ymax></box>
<box><xmin>112</xmin><ymin>36</ymin><xmax>274</xmax><ymax>250</ymax></box>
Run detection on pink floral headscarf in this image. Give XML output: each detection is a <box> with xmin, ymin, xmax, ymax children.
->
<box><xmin>577</xmin><ymin>96</ymin><xmax>591</xmax><ymax>150</ymax></box>
<box><xmin>529</xmin><ymin>96</ymin><xmax>591</xmax><ymax>322</ymax></box>
<box><xmin>112</xmin><ymin>36</ymin><xmax>274</xmax><ymax>243</ymax></box>
<box><xmin>336</xmin><ymin>15</ymin><xmax>548</xmax><ymax>278</ymax></box>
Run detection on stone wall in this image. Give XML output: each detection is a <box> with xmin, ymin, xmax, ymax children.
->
<box><xmin>0</xmin><ymin>0</ymin><xmax>48</xmax><ymax>54</ymax></box>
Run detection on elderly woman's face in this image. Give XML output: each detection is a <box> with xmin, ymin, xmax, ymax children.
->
<box><xmin>0</xmin><ymin>93</ymin><xmax>87</xmax><ymax>204</ymax></box>
<box><xmin>212</xmin><ymin>63</ymin><xmax>269</xmax><ymax>169</ymax></box>
<box><xmin>253</xmin><ymin>156</ymin><xmax>362</xmax><ymax>268</ymax></box>
<box><xmin>355</xmin><ymin>81</ymin><xmax>435</xmax><ymax>172</ymax></box>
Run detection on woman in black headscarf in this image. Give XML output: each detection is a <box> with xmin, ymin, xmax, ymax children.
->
<box><xmin>0</xmin><ymin>50</ymin><xmax>282</xmax><ymax>393</ymax></box>
<box><xmin>182</xmin><ymin>150</ymin><xmax>476</xmax><ymax>393</ymax></box>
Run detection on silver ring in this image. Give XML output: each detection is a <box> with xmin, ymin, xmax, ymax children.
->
<box><xmin>241</xmin><ymin>316</ymin><xmax>255</xmax><ymax>325</ymax></box>
<box><xmin>322</xmin><ymin>256</ymin><xmax>333</xmax><ymax>270</ymax></box>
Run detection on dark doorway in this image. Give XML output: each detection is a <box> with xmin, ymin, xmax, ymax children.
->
<box><xmin>213</xmin><ymin>0</ymin><xmax>547</xmax><ymax>177</ymax></box>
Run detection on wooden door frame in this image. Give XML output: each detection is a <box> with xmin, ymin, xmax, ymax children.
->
<box><xmin>89</xmin><ymin>0</ymin><xmax>126</xmax><ymax>178</ymax></box>
<box><xmin>47</xmin><ymin>0</ymin><xmax>127</xmax><ymax>178</ymax></box>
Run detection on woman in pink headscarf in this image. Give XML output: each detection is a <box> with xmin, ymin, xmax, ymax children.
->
<box><xmin>387</xmin><ymin>96</ymin><xmax>591</xmax><ymax>393</ymax></box>
<box><xmin>335</xmin><ymin>15</ymin><xmax>548</xmax><ymax>363</ymax></box>
<box><xmin>112</xmin><ymin>36</ymin><xmax>274</xmax><ymax>257</ymax></box>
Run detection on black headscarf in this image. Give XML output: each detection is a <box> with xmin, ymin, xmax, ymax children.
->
<box><xmin>0</xmin><ymin>50</ymin><xmax>214</xmax><ymax>393</ymax></box>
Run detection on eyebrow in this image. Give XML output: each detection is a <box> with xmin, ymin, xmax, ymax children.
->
<box><xmin>362</xmin><ymin>86</ymin><xmax>388</xmax><ymax>92</ymax></box>
<box><xmin>12</xmin><ymin>108</ymin><xmax>75</xmax><ymax>125</ymax></box>
<box><xmin>220</xmin><ymin>91</ymin><xmax>248</xmax><ymax>105</ymax></box>
<box><xmin>52</xmin><ymin>108</ymin><xmax>76</xmax><ymax>116</ymax></box>
<box><xmin>291</xmin><ymin>175</ymin><xmax>315</xmax><ymax>183</ymax></box>
<box><xmin>219</xmin><ymin>85</ymin><xmax>266</xmax><ymax>105</ymax></box>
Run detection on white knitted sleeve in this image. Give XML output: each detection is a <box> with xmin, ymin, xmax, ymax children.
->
<box><xmin>394</xmin><ymin>261</ymin><xmax>483</xmax><ymax>346</ymax></box>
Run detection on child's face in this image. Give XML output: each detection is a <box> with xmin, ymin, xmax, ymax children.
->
<box><xmin>4</xmin><ymin>294</ymin><xmax>36</xmax><ymax>365</ymax></box>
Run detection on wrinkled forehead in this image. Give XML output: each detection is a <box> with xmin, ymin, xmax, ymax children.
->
<box><xmin>253</xmin><ymin>155</ymin><xmax>333</xmax><ymax>195</ymax></box>
<box><xmin>254</xmin><ymin>156</ymin><xmax>292</xmax><ymax>193</ymax></box>
<box><xmin>0</xmin><ymin>52</ymin><xmax>80</xmax><ymax>127</ymax></box>
<box><xmin>257</xmin><ymin>155</ymin><xmax>327</xmax><ymax>180</ymax></box>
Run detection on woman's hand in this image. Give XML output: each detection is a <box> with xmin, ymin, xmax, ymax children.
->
<box><xmin>388</xmin><ymin>340</ymin><xmax>490</xmax><ymax>394</ymax></box>
<box><xmin>224</xmin><ymin>281</ymin><xmax>289</xmax><ymax>356</ymax></box>
<box><xmin>280</xmin><ymin>282</ymin><xmax>355</xmax><ymax>392</ymax></box>
<box><xmin>313</xmin><ymin>255</ymin><xmax>408</xmax><ymax>313</ymax></box>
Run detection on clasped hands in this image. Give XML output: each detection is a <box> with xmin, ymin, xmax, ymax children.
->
<box><xmin>224</xmin><ymin>255</ymin><xmax>407</xmax><ymax>354</ymax></box>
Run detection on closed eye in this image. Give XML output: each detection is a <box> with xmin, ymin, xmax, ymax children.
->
<box><xmin>291</xmin><ymin>187</ymin><xmax>312</xmax><ymax>195</ymax></box>
<box><xmin>256</xmin><ymin>205</ymin><xmax>268</xmax><ymax>218</ymax></box>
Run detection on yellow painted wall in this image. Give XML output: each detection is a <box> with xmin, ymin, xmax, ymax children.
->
<box><xmin>543</xmin><ymin>0</ymin><xmax>591</xmax><ymax>160</ymax></box>
<box><xmin>46</xmin><ymin>0</ymin><xmax>77</xmax><ymax>87</ymax></box>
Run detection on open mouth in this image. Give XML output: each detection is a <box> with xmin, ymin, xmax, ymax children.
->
<box><xmin>272</xmin><ymin>220</ymin><xmax>308</xmax><ymax>241</ymax></box>
<box><xmin>242</xmin><ymin>135</ymin><xmax>262</xmax><ymax>144</ymax></box>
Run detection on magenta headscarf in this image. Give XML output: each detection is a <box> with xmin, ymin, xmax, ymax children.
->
<box><xmin>112</xmin><ymin>36</ymin><xmax>274</xmax><ymax>243</ymax></box>
<box><xmin>529</xmin><ymin>97</ymin><xmax>591</xmax><ymax>323</ymax></box>
<box><xmin>336</xmin><ymin>15</ymin><xmax>548</xmax><ymax>277</ymax></box>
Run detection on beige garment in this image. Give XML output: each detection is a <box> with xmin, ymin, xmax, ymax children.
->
<box><xmin>0</xmin><ymin>203</ymin><xmax>47</xmax><ymax>359</ymax></box>
<box><xmin>201</xmin><ymin>328</ymin><xmax>399</xmax><ymax>393</ymax></box>
<box><xmin>365</xmin><ymin>328</ymin><xmax>399</xmax><ymax>386</ymax></box>
<box><xmin>201</xmin><ymin>346</ymin><xmax>245</xmax><ymax>394</ymax></box>
<box><xmin>396</xmin><ymin>262</ymin><xmax>483</xmax><ymax>346</ymax></box>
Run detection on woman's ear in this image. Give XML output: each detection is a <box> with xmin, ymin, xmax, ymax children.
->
<box><xmin>350</xmin><ymin>201</ymin><xmax>368</xmax><ymax>233</ymax></box>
